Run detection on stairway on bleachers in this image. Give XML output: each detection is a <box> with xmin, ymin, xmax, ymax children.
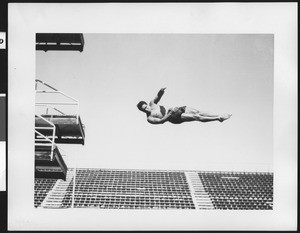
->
<box><xmin>34</xmin><ymin>178</ymin><xmax>58</xmax><ymax>208</ymax></box>
<box><xmin>40</xmin><ymin>169</ymin><xmax>74</xmax><ymax>208</ymax></box>
<box><xmin>185</xmin><ymin>171</ymin><xmax>214</xmax><ymax>209</ymax></box>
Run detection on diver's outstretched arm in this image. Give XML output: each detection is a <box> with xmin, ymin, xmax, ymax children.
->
<box><xmin>151</xmin><ymin>87</ymin><xmax>166</xmax><ymax>104</ymax></box>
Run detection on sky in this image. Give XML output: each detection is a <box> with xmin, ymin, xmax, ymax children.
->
<box><xmin>36</xmin><ymin>34</ymin><xmax>274</xmax><ymax>172</ymax></box>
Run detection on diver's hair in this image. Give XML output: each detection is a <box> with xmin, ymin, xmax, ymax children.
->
<box><xmin>137</xmin><ymin>101</ymin><xmax>147</xmax><ymax>111</ymax></box>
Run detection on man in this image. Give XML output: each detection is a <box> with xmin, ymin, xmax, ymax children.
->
<box><xmin>137</xmin><ymin>87</ymin><xmax>232</xmax><ymax>124</ymax></box>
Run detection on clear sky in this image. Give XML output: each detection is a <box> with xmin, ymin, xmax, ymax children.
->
<box><xmin>36</xmin><ymin>34</ymin><xmax>273</xmax><ymax>172</ymax></box>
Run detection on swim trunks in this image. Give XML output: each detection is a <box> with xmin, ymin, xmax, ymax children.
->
<box><xmin>167</xmin><ymin>106</ymin><xmax>186</xmax><ymax>124</ymax></box>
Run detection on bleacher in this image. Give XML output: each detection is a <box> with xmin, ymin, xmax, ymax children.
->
<box><xmin>61</xmin><ymin>169</ymin><xmax>195</xmax><ymax>209</ymax></box>
<box><xmin>34</xmin><ymin>168</ymin><xmax>273</xmax><ymax>210</ymax></box>
<box><xmin>198</xmin><ymin>171</ymin><xmax>273</xmax><ymax>210</ymax></box>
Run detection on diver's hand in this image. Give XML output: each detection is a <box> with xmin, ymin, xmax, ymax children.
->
<box><xmin>172</xmin><ymin>107</ymin><xmax>179</xmax><ymax>112</ymax></box>
<box><xmin>168</xmin><ymin>107</ymin><xmax>178</xmax><ymax>114</ymax></box>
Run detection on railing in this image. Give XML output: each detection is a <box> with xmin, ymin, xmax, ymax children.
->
<box><xmin>35</xmin><ymin>114</ymin><xmax>56</xmax><ymax>161</ymax></box>
<box><xmin>36</xmin><ymin>104</ymin><xmax>66</xmax><ymax>116</ymax></box>
<box><xmin>35</xmin><ymin>79</ymin><xmax>80</xmax><ymax>124</ymax></box>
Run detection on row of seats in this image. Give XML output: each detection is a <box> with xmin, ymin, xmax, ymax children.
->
<box><xmin>75</xmin><ymin>179</ymin><xmax>188</xmax><ymax>183</ymax></box>
<box><xmin>61</xmin><ymin>203</ymin><xmax>195</xmax><ymax>209</ymax></box>
<box><xmin>74</xmin><ymin>186</ymin><xmax>190</xmax><ymax>190</ymax></box>
<box><xmin>74</xmin><ymin>183</ymin><xmax>190</xmax><ymax>187</ymax></box>
<box><xmin>63</xmin><ymin>195</ymin><xmax>194</xmax><ymax>201</ymax></box>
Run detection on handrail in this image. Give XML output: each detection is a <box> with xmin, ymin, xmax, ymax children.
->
<box><xmin>36</xmin><ymin>79</ymin><xmax>58</xmax><ymax>91</ymax></box>
<box><xmin>35</xmin><ymin>114</ymin><xmax>56</xmax><ymax>161</ymax></box>
<box><xmin>35</xmin><ymin>79</ymin><xmax>79</xmax><ymax>124</ymax></box>
<box><xmin>35</xmin><ymin>90</ymin><xmax>79</xmax><ymax>103</ymax></box>
<box><xmin>36</xmin><ymin>104</ymin><xmax>66</xmax><ymax>115</ymax></box>
<box><xmin>36</xmin><ymin>102</ymin><xmax>78</xmax><ymax>106</ymax></box>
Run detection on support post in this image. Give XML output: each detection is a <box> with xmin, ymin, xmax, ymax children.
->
<box><xmin>71</xmin><ymin>167</ymin><xmax>76</xmax><ymax>208</ymax></box>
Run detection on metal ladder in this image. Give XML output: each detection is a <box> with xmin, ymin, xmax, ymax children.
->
<box><xmin>35</xmin><ymin>114</ymin><xmax>56</xmax><ymax>161</ymax></box>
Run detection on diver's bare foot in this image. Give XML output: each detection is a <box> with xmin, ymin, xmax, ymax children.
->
<box><xmin>219</xmin><ymin>114</ymin><xmax>232</xmax><ymax>122</ymax></box>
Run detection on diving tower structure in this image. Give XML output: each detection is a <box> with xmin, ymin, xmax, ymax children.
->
<box><xmin>36</xmin><ymin>33</ymin><xmax>84</xmax><ymax>52</ymax></box>
<box><xmin>35</xmin><ymin>79</ymin><xmax>85</xmax><ymax>180</ymax></box>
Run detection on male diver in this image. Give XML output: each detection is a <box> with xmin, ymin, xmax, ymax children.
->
<box><xmin>137</xmin><ymin>88</ymin><xmax>232</xmax><ymax>124</ymax></box>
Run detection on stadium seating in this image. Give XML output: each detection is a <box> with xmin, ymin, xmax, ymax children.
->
<box><xmin>198</xmin><ymin>171</ymin><xmax>273</xmax><ymax>210</ymax></box>
<box><xmin>61</xmin><ymin>169</ymin><xmax>195</xmax><ymax>209</ymax></box>
<box><xmin>34</xmin><ymin>169</ymin><xmax>273</xmax><ymax>210</ymax></box>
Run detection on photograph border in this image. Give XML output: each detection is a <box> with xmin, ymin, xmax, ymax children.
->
<box><xmin>8</xmin><ymin>3</ymin><xmax>297</xmax><ymax>231</ymax></box>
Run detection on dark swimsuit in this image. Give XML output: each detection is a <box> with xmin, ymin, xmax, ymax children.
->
<box><xmin>160</xmin><ymin>105</ymin><xmax>186</xmax><ymax>124</ymax></box>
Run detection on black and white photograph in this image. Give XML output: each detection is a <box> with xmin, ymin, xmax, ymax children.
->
<box><xmin>34</xmin><ymin>33</ymin><xmax>274</xmax><ymax>210</ymax></box>
<box><xmin>8</xmin><ymin>3</ymin><xmax>297</xmax><ymax>231</ymax></box>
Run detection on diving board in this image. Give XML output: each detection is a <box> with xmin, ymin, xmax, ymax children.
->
<box><xmin>35</xmin><ymin>115</ymin><xmax>85</xmax><ymax>145</ymax></box>
<box><xmin>36</xmin><ymin>33</ymin><xmax>84</xmax><ymax>52</ymax></box>
<box><xmin>35</xmin><ymin>79</ymin><xmax>85</xmax><ymax>145</ymax></box>
<box><xmin>35</xmin><ymin>145</ymin><xmax>68</xmax><ymax>180</ymax></box>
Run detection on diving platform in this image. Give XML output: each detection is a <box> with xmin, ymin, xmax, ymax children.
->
<box><xmin>34</xmin><ymin>79</ymin><xmax>85</xmax><ymax>180</ymax></box>
<box><xmin>36</xmin><ymin>33</ymin><xmax>84</xmax><ymax>52</ymax></box>
<box><xmin>35</xmin><ymin>115</ymin><xmax>85</xmax><ymax>145</ymax></box>
<box><xmin>35</xmin><ymin>79</ymin><xmax>85</xmax><ymax>145</ymax></box>
<box><xmin>35</xmin><ymin>145</ymin><xmax>68</xmax><ymax>180</ymax></box>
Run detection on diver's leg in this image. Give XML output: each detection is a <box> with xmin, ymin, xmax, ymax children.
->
<box><xmin>181</xmin><ymin>113</ymin><xmax>221</xmax><ymax>122</ymax></box>
<box><xmin>184</xmin><ymin>107</ymin><xmax>220</xmax><ymax>117</ymax></box>
<box><xmin>183</xmin><ymin>107</ymin><xmax>231</xmax><ymax>122</ymax></box>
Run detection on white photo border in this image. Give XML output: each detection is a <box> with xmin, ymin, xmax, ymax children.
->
<box><xmin>8</xmin><ymin>3</ymin><xmax>297</xmax><ymax>230</ymax></box>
